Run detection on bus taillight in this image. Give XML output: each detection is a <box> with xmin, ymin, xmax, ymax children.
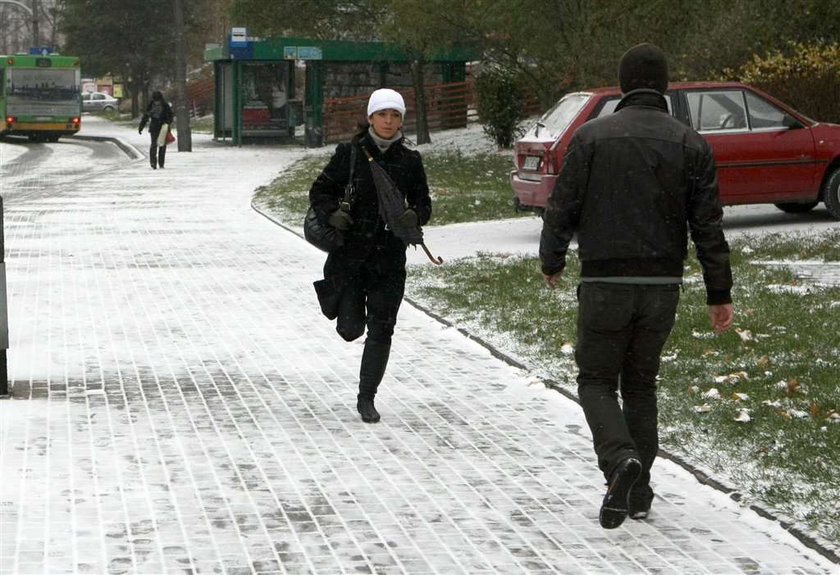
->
<box><xmin>5</xmin><ymin>116</ymin><xmax>14</xmax><ymax>126</ymax></box>
<box><xmin>71</xmin><ymin>117</ymin><xmax>81</xmax><ymax>125</ymax></box>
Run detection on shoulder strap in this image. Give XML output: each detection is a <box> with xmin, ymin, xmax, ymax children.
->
<box><xmin>340</xmin><ymin>144</ymin><xmax>356</xmax><ymax>209</ymax></box>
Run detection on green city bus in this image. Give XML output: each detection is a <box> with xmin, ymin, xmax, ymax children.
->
<box><xmin>1</xmin><ymin>53</ymin><xmax>82</xmax><ymax>142</ymax></box>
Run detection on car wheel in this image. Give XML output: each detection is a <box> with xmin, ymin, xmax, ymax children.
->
<box><xmin>823</xmin><ymin>168</ymin><xmax>840</xmax><ymax>220</ymax></box>
<box><xmin>103</xmin><ymin>105</ymin><xmax>115</xmax><ymax>113</ymax></box>
<box><xmin>774</xmin><ymin>201</ymin><xmax>818</xmax><ymax>214</ymax></box>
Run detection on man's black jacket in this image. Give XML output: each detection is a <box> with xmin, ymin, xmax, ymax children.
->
<box><xmin>539</xmin><ymin>89</ymin><xmax>732</xmax><ymax>305</ymax></box>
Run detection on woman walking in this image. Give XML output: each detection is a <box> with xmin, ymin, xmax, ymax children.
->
<box><xmin>138</xmin><ymin>91</ymin><xmax>174</xmax><ymax>169</ymax></box>
<box><xmin>309</xmin><ymin>88</ymin><xmax>432</xmax><ymax>423</ymax></box>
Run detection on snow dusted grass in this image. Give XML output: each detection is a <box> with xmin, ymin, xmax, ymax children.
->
<box><xmin>253</xmin><ymin>155</ymin><xmax>325</xmax><ymax>221</ymax></box>
<box><xmin>405</xmin><ymin>231</ymin><xmax>840</xmax><ymax>547</ymax></box>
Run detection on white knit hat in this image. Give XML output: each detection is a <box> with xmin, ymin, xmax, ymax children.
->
<box><xmin>367</xmin><ymin>88</ymin><xmax>406</xmax><ymax>117</ymax></box>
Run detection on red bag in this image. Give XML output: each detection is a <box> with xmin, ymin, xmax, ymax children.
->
<box><xmin>165</xmin><ymin>129</ymin><xmax>175</xmax><ymax>144</ymax></box>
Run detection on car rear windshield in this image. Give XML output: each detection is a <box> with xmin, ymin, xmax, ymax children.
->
<box><xmin>523</xmin><ymin>93</ymin><xmax>590</xmax><ymax>141</ymax></box>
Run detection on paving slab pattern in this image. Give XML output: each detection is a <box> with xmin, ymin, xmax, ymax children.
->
<box><xmin>0</xmin><ymin>124</ymin><xmax>836</xmax><ymax>574</ymax></box>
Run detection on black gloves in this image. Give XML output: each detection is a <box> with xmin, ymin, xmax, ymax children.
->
<box><xmin>328</xmin><ymin>209</ymin><xmax>354</xmax><ymax>231</ymax></box>
<box><xmin>393</xmin><ymin>209</ymin><xmax>417</xmax><ymax>230</ymax></box>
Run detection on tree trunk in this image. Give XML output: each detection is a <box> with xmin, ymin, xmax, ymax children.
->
<box><xmin>130</xmin><ymin>77</ymin><xmax>141</xmax><ymax>119</ymax></box>
<box><xmin>173</xmin><ymin>0</ymin><xmax>192</xmax><ymax>151</ymax></box>
<box><xmin>31</xmin><ymin>0</ymin><xmax>39</xmax><ymax>47</ymax></box>
<box><xmin>411</xmin><ymin>59</ymin><xmax>430</xmax><ymax>145</ymax></box>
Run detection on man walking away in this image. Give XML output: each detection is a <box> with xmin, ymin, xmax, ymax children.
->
<box><xmin>539</xmin><ymin>43</ymin><xmax>734</xmax><ymax>529</ymax></box>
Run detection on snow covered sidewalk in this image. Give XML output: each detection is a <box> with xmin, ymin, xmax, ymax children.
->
<box><xmin>0</xmin><ymin>119</ymin><xmax>836</xmax><ymax>573</ymax></box>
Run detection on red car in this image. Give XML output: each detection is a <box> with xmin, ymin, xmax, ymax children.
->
<box><xmin>510</xmin><ymin>82</ymin><xmax>840</xmax><ymax>219</ymax></box>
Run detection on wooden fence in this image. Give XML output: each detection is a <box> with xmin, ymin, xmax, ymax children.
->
<box><xmin>324</xmin><ymin>80</ymin><xmax>543</xmax><ymax>144</ymax></box>
<box><xmin>186</xmin><ymin>76</ymin><xmax>215</xmax><ymax>118</ymax></box>
<box><xmin>324</xmin><ymin>80</ymin><xmax>477</xmax><ymax>144</ymax></box>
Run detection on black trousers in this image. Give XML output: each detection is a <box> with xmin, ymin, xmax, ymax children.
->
<box><xmin>149</xmin><ymin>124</ymin><xmax>168</xmax><ymax>167</ymax></box>
<box><xmin>329</xmin><ymin>254</ymin><xmax>406</xmax><ymax>344</ymax></box>
<box><xmin>575</xmin><ymin>282</ymin><xmax>680</xmax><ymax>491</ymax></box>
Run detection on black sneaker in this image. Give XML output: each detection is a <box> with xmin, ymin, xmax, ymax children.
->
<box><xmin>629</xmin><ymin>504</ymin><xmax>650</xmax><ymax>520</ymax></box>
<box><xmin>629</xmin><ymin>488</ymin><xmax>653</xmax><ymax>520</ymax></box>
<box><xmin>357</xmin><ymin>397</ymin><xmax>380</xmax><ymax>423</ymax></box>
<box><xmin>599</xmin><ymin>458</ymin><xmax>642</xmax><ymax>529</ymax></box>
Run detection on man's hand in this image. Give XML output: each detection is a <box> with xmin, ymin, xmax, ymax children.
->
<box><xmin>542</xmin><ymin>270</ymin><xmax>563</xmax><ymax>289</ymax></box>
<box><xmin>327</xmin><ymin>209</ymin><xmax>354</xmax><ymax>231</ymax></box>
<box><xmin>708</xmin><ymin>303</ymin><xmax>733</xmax><ymax>333</ymax></box>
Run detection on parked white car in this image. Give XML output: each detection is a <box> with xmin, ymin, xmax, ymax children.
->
<box><xmin>82</xmin><ymin>91</ymin><xmax>119</xmax><ymax>113</ymax></box>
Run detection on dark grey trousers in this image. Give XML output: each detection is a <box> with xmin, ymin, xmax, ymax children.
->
<box><xmin>575</xmin><ymin>282</ymin><xmax>680</xmax><ymax>491</ymax></box>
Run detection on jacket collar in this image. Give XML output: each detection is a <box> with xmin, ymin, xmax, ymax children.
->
<box><xmin>359</xmin><ymin>130</ymin><xmax>403</xmax><ymax>158</ymax></box>
<box><xmin>615</xmin><ymin>88</ymin><xmax>669</xmax><ymax>113</ymax></box>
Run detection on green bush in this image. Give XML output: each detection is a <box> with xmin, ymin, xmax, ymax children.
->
<box><xmin>733</xmin><ymin>42</ymin><xmax>840</xmax><ymax>123</ymax></box>
<box><xmin>474</xmin><ymin>65</ymin><xmax>526</xmax><ymax>149</ymax></box>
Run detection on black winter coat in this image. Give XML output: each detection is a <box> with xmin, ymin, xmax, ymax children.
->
<box><xmin>139</xmin><ymin>100</ymin><xmax>174</xmax><ymax>133</ymax></box>
<box><xmin>309</xmin><ymin>132</ymin><xmax>432</xmax><ymax>265</ymax></box>
<box><xmin>540</xmin><ymin>89</ymin><xmax>732</xmax><ymax>305</ymax></box>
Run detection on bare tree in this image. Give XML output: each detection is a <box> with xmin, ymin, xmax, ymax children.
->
<box><xmin>0</xmin><ymin>0</ymin><xmax>62</xmax><ymax>53</ymax></box>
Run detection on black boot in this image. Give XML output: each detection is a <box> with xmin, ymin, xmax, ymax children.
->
<box><xmin>158</xmin><ymin>146</ymin><xmax>166</xmax><ymax>169</ymax></box>
<box><xmin>357</xmin><ymin>340</ymin><xmax>390</xmax><ymax>423</ymax></box>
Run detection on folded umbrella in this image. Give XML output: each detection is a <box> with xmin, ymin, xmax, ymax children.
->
<box><xmin>364</xmin><ymin>150</ymin><xmax>443</xmax><ymax>265</ymax></box>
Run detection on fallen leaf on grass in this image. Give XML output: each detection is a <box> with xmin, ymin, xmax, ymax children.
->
<box><xmin>732</xmin><ymin>392</ymin><xmax>750</xmax><ymax>402</ymax></box>
<box><xmin>786</xmin><ymin>409</ymin><xmax>809</xmax><ymax>419</ymax></box>
<box><xmin>734</xmin><ymin>409</ymin><xmax>751</xmax><ymax>423</ymax></box>
<box><xmin>775</xmin><ymin>379</ymin><xmax>804</xmax><ymax>394</ymax></box>
<box><xmin>735</xmin><ymin>328</ymin><xmax>754</xmax><ymax>341</ymax></box>
<box><xmin>693</xmin><ymin>404</ymin><xmax>712</xmax><ymax>413</ymax></box>
<box><xmin>702</xmin><ymin>388</ymin><xmax>721</xmax><ymax>399</ymax></box>
<box><xmin>714</xmin><ymin>371</ymin><xmax>749</xmax><ymax>385</ymax></box>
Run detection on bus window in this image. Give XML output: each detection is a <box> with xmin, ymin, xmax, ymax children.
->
<box><xmin>9</xmin><ymin>68</ymin><xmax>79</xmax><ymax>103</ymax></box>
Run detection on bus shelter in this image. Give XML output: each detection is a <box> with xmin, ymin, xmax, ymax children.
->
<box><xmin>204</xmin><ymin>34</ymin><xmax>475</xmax><ymax>146</ymax></box>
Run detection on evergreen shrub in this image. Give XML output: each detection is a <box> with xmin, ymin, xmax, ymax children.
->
<box><xmin>474</xmin><ymin>65</ymin><xmax>526</xmax><ymax>149</ymax></box>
